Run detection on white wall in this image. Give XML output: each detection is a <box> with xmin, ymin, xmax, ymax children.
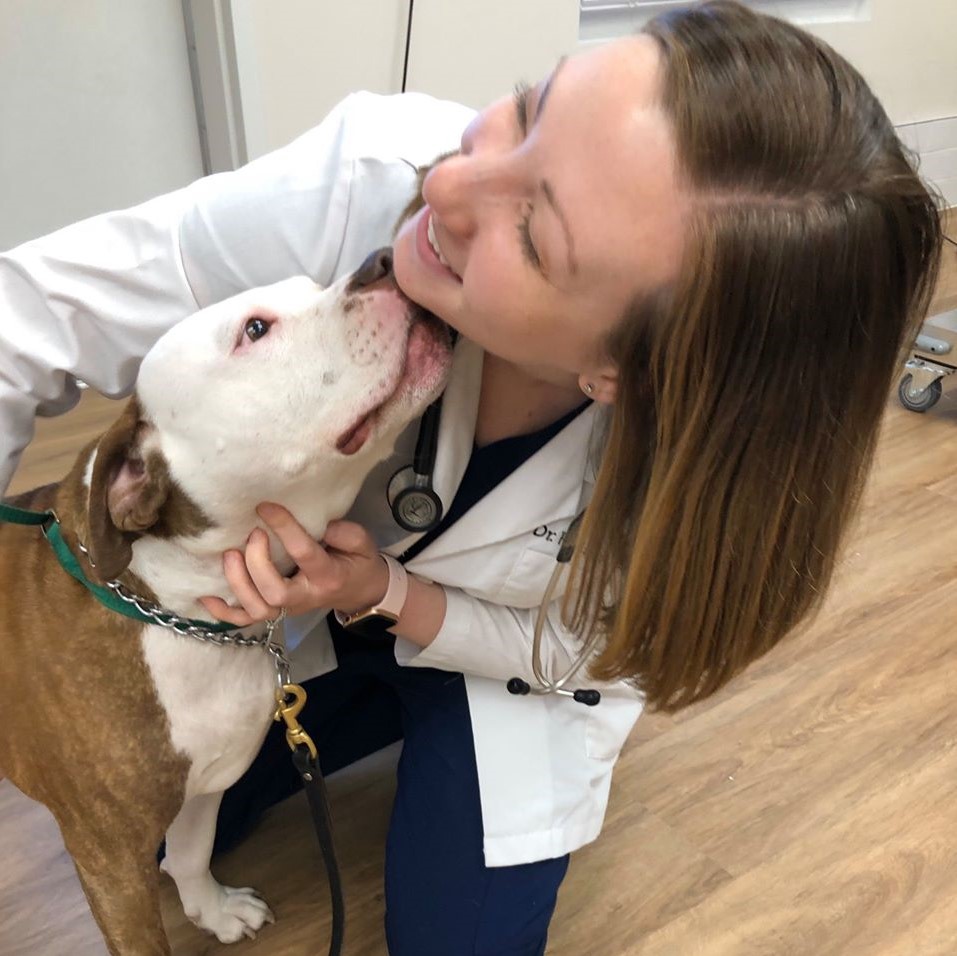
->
<box><xmin>579</xmin><ymin>0</ymin><xmax>957</xmax><ymax>206</ymax></box>
<box><xmin>0</xmin><ymin>0</ymin><xmax>203</xmax><ymax>251</ymax></box>
<box><xmin>227</xmin><ymin>0</ymin><xmax>580</xmax><ymax>161</ymax></box>
<box><xmin>230</xmin><ymin>0</ymin><xmax>411</xmax><ymax>162</ymax></box>
<box><xmin>403</xmin><ymin>0</ymin><xmax>580</xmax><ymax>110</ymax></box>
<box><xmin>809</xmin><ymin>0</ymin><xmax>957</xmax><ymax>206</ymax></box>
<box><xmin>807</xmin><ymin>0</ymin><xmax>956</xmax><ymax>126</ymax></box>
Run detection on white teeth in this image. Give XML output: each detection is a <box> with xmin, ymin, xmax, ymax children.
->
<box><xmin>427</xmin><ymin>214</ymin><xmax>455</xmax><ymax>273</ymax></box>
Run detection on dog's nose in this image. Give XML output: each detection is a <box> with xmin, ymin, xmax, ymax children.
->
<box><xmin>349</xmin><ymin>247</ymin><xmax>394</xmax><ymax>290</ymax></box>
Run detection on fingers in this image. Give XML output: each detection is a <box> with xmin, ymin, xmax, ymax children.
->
<box><xmin>200</xmin><ymin>507</ymin><xmax>382</xmax><ymax>628</ymax></box>
<box><xmin>199</xmin><ymin>595</ymin><xmax>257</xmax><ymax>628</ymax></box>
<box><xmin>223</xmin><ymin>545</ymin><xmax>283</xmax><ymax>622</ymax></box>
<box><xmin>244</xmin><ymin>527</ymin><xmax>298</xmax><ymax>607</ymax></box>
<box><xmin>200</xmin><ymin>534</ymin><xmax>295</xmax><ymax>625</ymax></box>
<box><xmin>257</xmin><ymin>504</ymin><xmax>340</xmax><ymax>585</ymax></box>
<box><xmin>321</xmin><ymin>519</ymin><xmax>376</xmax><ymax>556</ymax></box>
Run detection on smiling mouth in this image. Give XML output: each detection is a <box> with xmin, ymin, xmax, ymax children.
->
<box><xmin>335</xmin><ymin>371</ymin><xmax>400</xmax><ymax>456</ymax></box>
<box><xmin>335</xmin><ymin>405</ymin><xmax>382</xmax><ymax>456</ymax></box>
<box><xmin>419</xmin><ymin>209</ymin><xmax>462</xmax><ymax>284</ymax></box>
<box><xmin>427</xmin><ymin>214</ymin><xmax>460</xmax><ymax>276</ymax></box>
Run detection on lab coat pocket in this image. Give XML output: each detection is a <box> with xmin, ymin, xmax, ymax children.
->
<box><xmin>494</xmin><ymin>546</ymin><xmax>559</xmax><ymax>608</ymax></box>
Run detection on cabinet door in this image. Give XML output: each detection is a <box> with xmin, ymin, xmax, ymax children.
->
<box><xmin>404</xmin><ymin>0</ymin><xmax>580</xmax><ymax>108</ymax></box>
<box><xmin>0</xmin><ymin>0</ymin><xmax>203</xmax><ymax>250</ymax></box>
<box><xmin>200</xmin><ymin>0</ymin><xmax>579</xmax><ymax>165</ymax></box>
<box><xmin>228</xmin><ymin>0</ymin><xmax>411</xmax><ymax>162</ymax></box>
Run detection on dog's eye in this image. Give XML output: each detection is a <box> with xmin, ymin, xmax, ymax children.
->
<box><xmin>244</xmin><ymin>317</ymin><xmax>271</xmax><ymax>342</ymax></box>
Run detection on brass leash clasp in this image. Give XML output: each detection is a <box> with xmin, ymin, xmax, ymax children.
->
<box><xmin>273</xmin><ymin>683</ymin><xmax>318</xmax><ymax>761</ymax></box>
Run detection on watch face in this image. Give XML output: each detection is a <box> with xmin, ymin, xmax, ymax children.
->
<box><xmin>351</xmin><ymin>609</ymin><xmax>400</xmax><ymax>626</ymax></box>
<box><xmin>341</xmin><ymin>612</ymin><xmax>399</xmax><ymax>639</ymax></box>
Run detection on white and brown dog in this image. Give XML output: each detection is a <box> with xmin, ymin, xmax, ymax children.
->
<box><xmin>0</xmin><ymin>249</ymin><xmax>451</xmax><ymax>954</ymax></box>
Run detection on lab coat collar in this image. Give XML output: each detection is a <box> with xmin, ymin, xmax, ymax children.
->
<box><xmin>384</xmin><ymin>335</ymin><xmax>600</xmax><ymax>564</ymax></box>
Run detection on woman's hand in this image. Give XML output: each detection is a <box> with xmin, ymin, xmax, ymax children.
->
<box><xmin>200</xmin><ymin>503</ymin><xmax>389</xmax><ymax>627</ymax></box>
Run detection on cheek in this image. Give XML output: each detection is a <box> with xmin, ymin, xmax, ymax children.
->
<box><xmin>460</xmin><ymin>270</ymin><xmax>554</xmax><ymax>361</ymax></box>
<box><xmin>463</xmin><ymin>232</ymin><xmax>527</xmax><ymax>310</ymax></box>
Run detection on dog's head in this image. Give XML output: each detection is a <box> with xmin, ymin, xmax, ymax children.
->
<box><xmin>85</xmin><ymin>249</ymin><xmax>452</xmax><ymax>581</ymax></box>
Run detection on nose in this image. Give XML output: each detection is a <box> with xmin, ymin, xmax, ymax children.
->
<box><xmin>423</xmin><ymin>131</ymin><xmax>522</xmax><ymax>238</ymax></box>
<box><xmin>348</xmin><ymin>247</ymin><xmax>394</xmax><ymax>291</ymax></box>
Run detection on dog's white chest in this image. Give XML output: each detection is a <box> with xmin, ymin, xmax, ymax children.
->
<box><xmin>140</xmin><ymin>625</ymin><xmax>276</xmax><ymax>799</ymax></box>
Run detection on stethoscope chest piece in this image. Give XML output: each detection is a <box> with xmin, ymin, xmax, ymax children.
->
<box><xmin>388</xmin><ymin>392</ymin><xmax>446</xmax><ymax>533</ymax></box>
<box><xmin>388</xmin><ymin>466</ymin><xmax>444</xmax><ymax>532</ymax></box>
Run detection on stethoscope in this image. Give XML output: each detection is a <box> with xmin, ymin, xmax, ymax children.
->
<box><xmin>386</xmin><ymin>395</ymin><xmax>446</xmax><ymax>533</ymax></box>
<box><xmin>387</xmin><ymin>393</ymin><xmax>602</xmax><ymax>707</ymax></box>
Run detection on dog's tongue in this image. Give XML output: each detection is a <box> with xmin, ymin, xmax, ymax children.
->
<box><xmin>336</xmin><ymin>411</ymin><xmax>375</xmax><ymax>456</ymax></box>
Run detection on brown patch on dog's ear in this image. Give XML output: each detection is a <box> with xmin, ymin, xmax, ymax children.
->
<box><xmin>87</xmin><ymin>399</ymin><xmax>170</xmax><ymax>583</ymax></box>
<box><xmin>150</xmin><ymin>472</ymin><xmax>214</xmax><ymax>540</ymax></box>
<box><xmin>391</xmin><ymin>152</ymin><xmax>458</xmax><ymax>238</ymax></box>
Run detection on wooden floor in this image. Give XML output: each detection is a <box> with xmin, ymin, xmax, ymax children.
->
<box><xmin>2</xmin><ymin>227</ymin><xmax>956</xmax><ymax>955</ymax></box>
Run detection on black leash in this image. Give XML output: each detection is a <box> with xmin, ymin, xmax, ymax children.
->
<box><xmin>292</xmin><ymin>747</ymin><xmax>345</xmax><ymax>956</ymax></box>
<box><xmin>274</xmin><ymin>685</ymin><xmax>345</xmax><ymax>956</ymax></box>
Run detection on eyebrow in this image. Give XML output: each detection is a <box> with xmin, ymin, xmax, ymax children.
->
<box><xmin>534</xmin><ymin>56</ymin><xmax>566</xmax><ymax>127</ymax></box>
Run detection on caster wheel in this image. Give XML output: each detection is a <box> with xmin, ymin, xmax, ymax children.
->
<box><xmin>898</xmin><ymin>373</ymin><xmax>942</xmax><ymax>413</ymax></box>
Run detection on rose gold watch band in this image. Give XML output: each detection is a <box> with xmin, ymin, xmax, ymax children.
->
<box><xmin>334</xmin><ymin>554</ymin><xmax>409</xmax><ymax>629</ymax></box>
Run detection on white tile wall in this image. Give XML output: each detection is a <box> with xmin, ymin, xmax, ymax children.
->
<box><xmin>896</xmin><ymin>117</ymin><xmax>957</xmax><ymax>209</ymax></box>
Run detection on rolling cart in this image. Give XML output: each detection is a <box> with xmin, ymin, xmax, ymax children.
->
<box><xmin>898</xmin><ymin>308</ymin><xmax>956</xmax><ymax>412</ymax></box>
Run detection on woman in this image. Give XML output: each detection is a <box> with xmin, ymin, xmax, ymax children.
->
<box><xmin>0</xmin><ymin>2</ymin><xmax>941</xmax><ymax>953</ymax></box>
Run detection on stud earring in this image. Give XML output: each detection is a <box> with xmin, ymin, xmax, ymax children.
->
<box><xmin>582</xmin><ymin>382</ymin><xmax>595</xmax><ymax>396</ymax></box>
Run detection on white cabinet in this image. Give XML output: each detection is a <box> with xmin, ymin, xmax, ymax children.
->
<box><xmin>403</xmin><ymin>0</ymin><xmax>580</xmax><ymax>109</ymax></box>
<box><xmin>0</xmin><ymin>0</ymin><xmax>203</xmax><ymax>250</ymax></box>
<box><xmin>225</xmin><ymin>0</ymin><xmax>579</xmax><ymax>161</ymax></box>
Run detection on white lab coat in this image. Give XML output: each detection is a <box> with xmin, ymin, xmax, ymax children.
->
<box><xmin>0</xmin><ymin>91</ymin><xmax>645</xmax><ymax>866</ymax></box>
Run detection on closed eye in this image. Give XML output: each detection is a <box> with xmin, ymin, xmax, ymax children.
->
<box><xmin>512</xmin><ymin>84</ymin><xmax>545</xmax><ymax>275</ymax></box>
<box><xmin>518</xmin><ymin>208</ymin><xmax>542</xmax><ymax>273</ymax></box>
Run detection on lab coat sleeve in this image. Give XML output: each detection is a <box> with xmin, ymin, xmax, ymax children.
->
<box><xmin>393</xmin><ymin>586</ymin><xmax>629</xmax><ymax>694</ymax></box>
<box><xmin>0</xmin><ymin>93</ymin><xmax>363</xmax><ymax>498</ymax></box>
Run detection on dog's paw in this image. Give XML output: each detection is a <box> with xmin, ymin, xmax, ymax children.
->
<box><xmin>187</xmin><ymin>884</ymin><xmax>275</xmax><ymax>944</ymax></box>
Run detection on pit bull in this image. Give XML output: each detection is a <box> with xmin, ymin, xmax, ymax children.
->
<box><xmin>0</xmin><ymin>248</ymin><xmax>451</xmax><ymax>954</ymax></box>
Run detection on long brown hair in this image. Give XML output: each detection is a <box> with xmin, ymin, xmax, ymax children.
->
<box><xmin>569</xmin><ymin>0</ymin><xmax>942</xmax><ymax>711</ymax></box>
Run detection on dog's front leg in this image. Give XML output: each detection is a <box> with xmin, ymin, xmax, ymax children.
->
<box><xmin>161</xmin><ymin>791</ymin><xmax>274</xmax><ymax>944</ymax></box>
<box><xmin>58</xmin><ymin>819</ymin><xmax>171</xmax><ymax>956</ymax></box>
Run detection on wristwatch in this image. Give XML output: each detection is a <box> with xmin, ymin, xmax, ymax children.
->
<box><xmin>334</xmin><ymin>553</ymin><xmax>409</xmax><ymax>635</ymax></box>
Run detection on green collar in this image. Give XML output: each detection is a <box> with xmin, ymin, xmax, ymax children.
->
<box><xmin>0</xmin><ymin>501</ymin><xmax>234</xmax><ymax>632</ymax></box>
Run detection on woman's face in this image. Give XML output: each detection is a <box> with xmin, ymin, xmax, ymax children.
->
<box><xmin>393</xmin><ymin>35</ymin><xmax>688</xmax><ymax>392</ymax></box>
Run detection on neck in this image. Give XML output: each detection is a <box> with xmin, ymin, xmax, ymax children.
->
<box><xmin>124</xmin><ymin>483</ymin><xmax>350</xmax><ymax>622</ymax></box>
<box><xmin>474</xmin><ymin>353</ymin><xmax>586</xmax><ymax>447</ymax></box>
<box><xmin>62</xmin><ymin>463</ymin><xmax>346</xmax><ymax>624</ymax></box>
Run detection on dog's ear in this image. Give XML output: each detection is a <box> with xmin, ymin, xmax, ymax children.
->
<box><xmin>87</xmin><ymin>399</ymin><xmax>170</xmax><ymax>583</ymax></box>
<box><xmin>391</xmin><ymin>151</ymin><xmax>458</xmax><ymax>238</ymax></box>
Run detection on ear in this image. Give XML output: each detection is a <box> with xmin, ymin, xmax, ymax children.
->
<box><xmin>580</xmin><ymin>364</ymin><xmax>619</xmax><ymax>405</ymax></box>
<box><xmin>87</xmin><ymin>399</ymin><xmax>170</xmax><ymax>582</ymax></box>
